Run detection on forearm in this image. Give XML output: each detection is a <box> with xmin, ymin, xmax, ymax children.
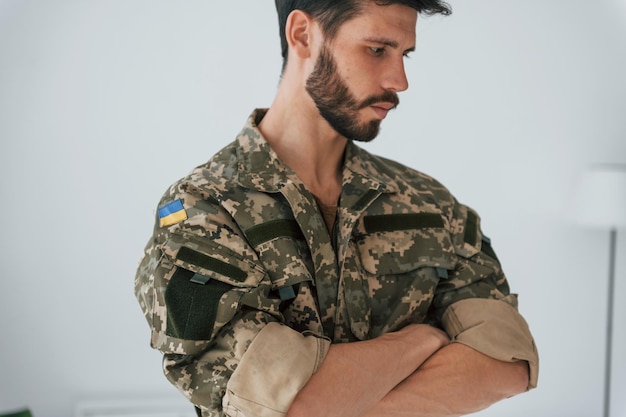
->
<box><xmin>362</xmin><ymin>342</ymin><xmax>529</xmax><ymax>417</ymax></box>
<box><xmin>286</xmin><ymin>324</ymin><xmax>449</xmax><ymax>417</ymax></box>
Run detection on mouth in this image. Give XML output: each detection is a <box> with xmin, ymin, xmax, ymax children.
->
<box><xmin>369</xmin><ymin>102</ymin><xmax>396</xmax><ymax>119</ymax></box>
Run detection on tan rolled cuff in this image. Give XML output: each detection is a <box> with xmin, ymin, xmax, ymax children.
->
<box><xmin>223</xmin><ymin>322</ymin><xmax>330</xmax><ymax>417</ymax></box>
<box><xmin>442</xmin><ymin>297</ymin><xmax>539</xmax><ymax>390</ymax></box>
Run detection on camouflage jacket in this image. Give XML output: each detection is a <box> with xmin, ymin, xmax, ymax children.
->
<box><xmin>135</xmin><ymin>109</ymin><xmax>538</xmax><ymax>417</ymax></box>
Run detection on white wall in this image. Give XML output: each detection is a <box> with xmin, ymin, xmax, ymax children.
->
<box><xmin>1</xmin><ymin>1</ymin><xmax>625</xmax><ymax>416</ymax></box>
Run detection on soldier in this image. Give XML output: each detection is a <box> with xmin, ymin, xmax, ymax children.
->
<box><xmin>135</xmin><ymin>1</ymin><xmax>539</xmax><ymax>416</ymax></box>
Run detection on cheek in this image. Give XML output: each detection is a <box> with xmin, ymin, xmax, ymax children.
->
<box><xmin>335</xmin><ymin>50</ymin><xmax>363</xmax><ymax>80</ymax></box>
<box><xmin>347</xmin><ymin>59</ymin><xmax>378</xmax><ymax>85</ymax></box>
<box><xmin>345</xmin><ymin>67</ymin><xmax>377</xmax><ymax>97</ymax></box>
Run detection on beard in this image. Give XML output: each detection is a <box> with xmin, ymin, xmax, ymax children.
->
<box><xmin>305</xmin><ymin>44</ymin><xmax>399</xmax><ymax>142</ymax></box>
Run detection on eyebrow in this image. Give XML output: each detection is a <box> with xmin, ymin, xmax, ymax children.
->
<box><xmin>363</xmin><ymin>37</ymin><xmax>416</xmax><ymax>54</ymax></box>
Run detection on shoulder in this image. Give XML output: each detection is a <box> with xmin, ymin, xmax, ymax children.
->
<box><xmin>349</xmin><ymin>143</ymin><xmax>457</xmax><ymax>209</ymax></box>
<box><xmin>152</xmin><ymin>140</ymin><xmax>244</xmax><ymax>224</ymax></box>
<box><xmin>146</xmin><ymin>139</ymin><xmax>251</xmax><ymax>255</ymax></box>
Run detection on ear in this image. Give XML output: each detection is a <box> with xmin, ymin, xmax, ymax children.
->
<box><xmin>285</xmin><ymin>10</ymin><xmax>314</xmax><ymax>60</ymax></box>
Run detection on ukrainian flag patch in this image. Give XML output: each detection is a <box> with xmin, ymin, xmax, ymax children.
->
<box><xmin>159</xmin><ymin>199</ymin><xmax>187</xmax><ymax>227</ymax></box>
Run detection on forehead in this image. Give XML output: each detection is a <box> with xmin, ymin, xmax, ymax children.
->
<box><xmin>334</xmin><ymin>2</ymin><xmax>417</xmax><ymax>45</ymax></box>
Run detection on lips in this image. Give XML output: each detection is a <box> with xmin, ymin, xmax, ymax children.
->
<box><xmin>370</xmin><ymin>103</ymin><xmax>395</xmax><ymax>119</ymax></box>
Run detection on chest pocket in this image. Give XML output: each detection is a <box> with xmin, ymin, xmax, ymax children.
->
<box><xmin>346</xmin><ymin>213</ymin><xmax>457</xmax><ymax>339</ymax></box>
<box><xmin>244</xmin><ymin>219</ymin><xmax>315</xmax><ymax>301</ymax></box>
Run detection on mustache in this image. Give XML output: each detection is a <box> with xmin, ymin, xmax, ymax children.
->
<box><xmin>358</xmin><ymin>90</ymin><xmax>400</xmax><ymax>110</ymax></box>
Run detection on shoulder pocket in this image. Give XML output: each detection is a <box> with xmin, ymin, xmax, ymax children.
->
<box><xmin>159</xmin><ymin>232</ymin><xmax>265</xmax><ymax>343</ymax></box>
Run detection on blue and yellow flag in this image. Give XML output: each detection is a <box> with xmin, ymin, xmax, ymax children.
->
<box><xmin>158</xmin><ymin>199</ymin><xmax>187</xmax><ymax>227</ymax></box>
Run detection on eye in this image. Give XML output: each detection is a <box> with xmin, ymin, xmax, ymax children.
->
<box><xmin>369</xmin><ymin>46</ymin><xmax>385</xmax><ymax>55</ymax></box>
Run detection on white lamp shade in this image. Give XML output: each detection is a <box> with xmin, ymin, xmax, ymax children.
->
<box><xmin>574</xmin><ymin>164</ymin><xmax>626</xmax><ymax>229</ymax></box>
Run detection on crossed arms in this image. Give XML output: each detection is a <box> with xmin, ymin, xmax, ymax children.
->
<box><xmin>287</xmin><ymin>296</ymin><xmax>537</xmax><ymax>417</ymax></box>
<box><xmin>214</xmin><ymin>297</ymin><xmax>537</xmax><ymax>417</ymax></box>
<box><xmin>288</xmin><ymin>324</ymin><xmax>530</xmax><ymax>417</ymax></box>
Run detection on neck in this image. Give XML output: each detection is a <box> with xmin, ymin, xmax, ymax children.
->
<box><xmin>258</xmin><ymin>79</ymin><xmax>346</xmax><ymax>205</ymax></box>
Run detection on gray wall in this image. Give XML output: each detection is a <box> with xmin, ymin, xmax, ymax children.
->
<box><xmin>1</xmin><ymin>1</ymin><xmax>625</xmax><ymax>416</ymax></box>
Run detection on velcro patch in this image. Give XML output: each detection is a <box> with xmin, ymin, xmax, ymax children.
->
<box><xmin>363</xmin><ymin>213</ymin><xmax>444</xmax><ymax>233</ymax></box>
<box><xmin>177</xmin><ymin>246</ymin><xmax>247</xmax><ymax>282</ymax></box>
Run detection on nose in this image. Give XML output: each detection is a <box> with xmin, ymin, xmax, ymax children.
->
<box><xmin>383</xmin><ymin>56</ymin><xmax>409</xmax><ymax>93</ymax></box>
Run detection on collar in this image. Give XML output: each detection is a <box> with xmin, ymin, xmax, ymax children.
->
<box><xmin>235</xmin><ymin>109</ymin><xmax>399</xmax><ymax>194</ymax></box>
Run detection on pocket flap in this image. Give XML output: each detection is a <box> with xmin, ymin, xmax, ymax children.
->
<box><xmin>163</xmin><ymin>232</ymin><xmax>264</xmax><ymax>288</ymax></box>
<box><xmin>357</xmin><ymin>229</ymin><xmax>456</xmax><ymax>275</ymax></box>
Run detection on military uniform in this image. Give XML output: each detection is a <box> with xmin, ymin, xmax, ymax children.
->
<box><xmin>135</xmin><ymin>109</ymin><xmax>538</xmax><ymax>417</ymax></box>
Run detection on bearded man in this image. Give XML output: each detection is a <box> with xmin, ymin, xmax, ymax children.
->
<box><xmin>135</xmin><ymin>1</ymin><xmax>539</xmax><ymax>416</ymax></box>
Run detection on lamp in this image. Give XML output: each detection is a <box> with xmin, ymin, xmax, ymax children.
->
<box><xmin>573</xmin><ymin>163</ymin><xmax>626</xmax><ymax>417</ymax></box>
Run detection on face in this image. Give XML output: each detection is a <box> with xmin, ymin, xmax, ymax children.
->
<box><xmin>306</xmin><ymin>43</ymin><xmax>397</xmax><ymax>142</ymax></box>
<box><xmin>305</xmin><ymin>3</ymin><xmax>417</xmax><ymax>142</ymax></box>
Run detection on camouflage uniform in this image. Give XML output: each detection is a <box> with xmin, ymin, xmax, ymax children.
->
<box><xmin>135</xmin><ymin>109</ymin><xmax>538</xmax><ymax>417</ymax></box>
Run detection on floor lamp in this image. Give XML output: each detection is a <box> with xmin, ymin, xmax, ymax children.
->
<box><xmin>574</xmin><ymin>164</ymin><xmax>626</xmax><ymax>417</ymax></box>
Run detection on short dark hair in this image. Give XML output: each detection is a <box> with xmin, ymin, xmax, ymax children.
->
<box><xmin>274</xmin><ymin>0</ymin><xmax>451</xmax><ymax>68</ymax></box>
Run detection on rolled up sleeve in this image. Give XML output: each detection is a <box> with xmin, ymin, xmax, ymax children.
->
<box><xmin>442</xmin><ymin>296</ymin><xmax>539</xmax><ymax>390</ymax></box>
<box><xmin>223</xmin><ymin>322</ymin><xmax>330</xmax><ymax>417</ymax></box>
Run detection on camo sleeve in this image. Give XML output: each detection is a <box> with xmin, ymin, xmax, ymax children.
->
<box><xmin>431</xmin><ymin>201</ymin><xmax>539</xmax><ymax>390</ymax></box>
<box><xmin>135</xmin><ymin>185</ymin><xmax>329</xmax><ymax>415</ymax></box>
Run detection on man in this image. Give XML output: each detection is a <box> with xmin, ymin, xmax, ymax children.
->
<box><xmin>135</xmin><ymin>1</ymin><xmax>539</xmax><ymax>416</ymax></box>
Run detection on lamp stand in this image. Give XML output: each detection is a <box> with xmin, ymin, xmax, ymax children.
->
<box><xmin>603</xmin><ymin>228</ymin><xmax>617</xmax><ymax>417</ymax></box>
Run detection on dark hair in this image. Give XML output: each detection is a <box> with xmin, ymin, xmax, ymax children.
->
<box><xmin>274</xmin><ymin>0</ymin><xmax>451</xmax><ymax>68</ymax></box>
